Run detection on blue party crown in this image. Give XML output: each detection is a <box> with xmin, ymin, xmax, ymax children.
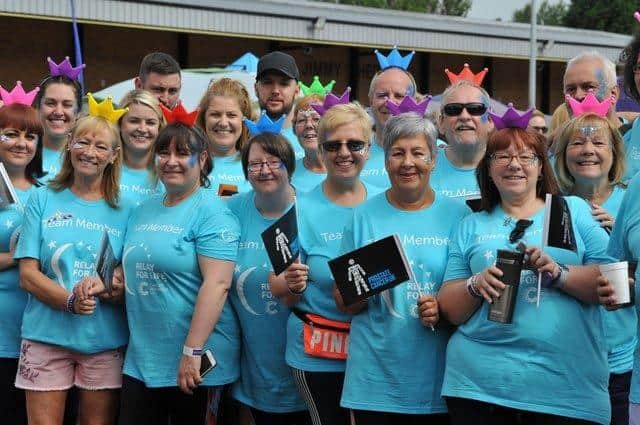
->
<box><xmin>243</xmin><ymin>111</ymin><xmax>285</xmax><ymax>136</ymax></box>
<box><xmin>375</xmin><ymin>46</ymin><xmax>415</xmax><ymax>70</ymax></box>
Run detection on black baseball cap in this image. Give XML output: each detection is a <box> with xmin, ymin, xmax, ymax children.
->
<box><xmin>257</xmin><ymin>51</ymin><xmax>300</xmax><ymax>81</ymax></box>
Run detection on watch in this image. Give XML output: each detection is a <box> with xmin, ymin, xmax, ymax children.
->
<box><xmin>550</xmin><ymin>263</ymin><xmax>569</xmax><ymax>289</ymax></box>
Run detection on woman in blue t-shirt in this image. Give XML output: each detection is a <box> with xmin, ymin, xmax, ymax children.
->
<box><xmin>0</xmin><ymin>101</ymin><xmax>45</xmax><ymax>425</ymax></box>
<box><xmin>15</xmin><ymin>112</ymin><xmax>130</xmax><ymax>425</ymax></box>
<box><xmin>290</xmin><ymin>94</ymin><xmax>326</xmax><ymax>193</ymax></box>
<box><xmin>117</xmin><ymin>89</ymin><xmax>164</xmax><ymax>206</ymax></box>
<box><xmin>554</xmin><ymin>112</ymin><xmax>634</xmax><ymax>425</ymax></box>
<box><xmin>438</xmin><ymin>127</ymin><xmax>612</xmax><ymax>424</ymax></box>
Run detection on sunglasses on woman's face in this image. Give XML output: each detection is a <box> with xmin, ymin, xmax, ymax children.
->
<box><xmin>442</xmin><ymin>102</ymin><xmax>488</xmax><ymax>117</ymax></box>
<box><xmin>322</xmin><ymin>140</ymin><xmax>367</xmax><ymax>153</ymax></box>
<box><xmin>509</xmin><ymin>219</ymin><xmax>534</xmax><ymax>244</ymax></box>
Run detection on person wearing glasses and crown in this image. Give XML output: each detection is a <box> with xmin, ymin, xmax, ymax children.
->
<box><xmin>437</xmin><ymin>105</ymin><xmax>614</xmax><ymax>424</ymax></box>
<box><xmin>431</xmin><ymin>66</ymin><xmax>494</xmax><ymax>201</ymax></box>
<box><xmin>14</xmin><ymin>94</ymin><xmax>132</xmax><ymax>425</ymax></box>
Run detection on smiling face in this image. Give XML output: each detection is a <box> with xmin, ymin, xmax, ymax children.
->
<box><xmin>385</xmin><ymin>134</ymin><xmax>434</xmax><ymax>193</ymax></box>
<box><xmin>369</xmin><ymin>68</ymin><xmax>413</xmax><ymax>130</ymax></box>
<box><xmin>255</xmin><ymin>71</ymin><xmax>300</xmax><ymax>119</ymax></box>
<box><xmin>488</xmin><ymin>143</ymin><xmax>541</xmax><ymax>201</ymax></box>
<box><xmin>155</xmin><ymin>138</ymin><xmax>206</xmax><ymax>194</ymax></box>
<box><xmin>204</xmin><ymin>95</ymin><xmax>243</xmax><ymax>156</ymax></box>
<box><xmin>0</xmin><ymin>127</ymin><xmax>38</xmax><ymax>171</ymax></box>
<box><xmin>438</xmin><ymin>85</ymin><xmax>493</xmax><ymax>148</ymax></box>
<box><xmin>120</xmin><ymin>103</ymin><xmax>160</xmax><ymax>157</ymax></box>
<box><xmin>293</xmin><ymin>109</ymin><xmax>321</xmax><ymax>152</ymax></box>
<box><xmin>320</xmin><ymin>121</ymin><xmax>369</xmax><ymax>182</ymax></box>
<box><xmin>246</xmin><ymin>142</ymin><xmax>290</xmax><ymax>195</ymax></box>
<box><xmin>39</xmin><ymin>83</ymin><xmax>78</xmax><ymax>141</ymax></box>
<box><xmin>565</xmin><ymin>125</ymin><xmax>613</xmax><ymax>185</ymax></box>
<box><xmin>68</xmin><ymin>127</ymin><xmax>118</xmax><ymax>181</ymax></box>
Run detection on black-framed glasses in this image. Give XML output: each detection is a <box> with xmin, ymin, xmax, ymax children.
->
<box><xmin>509</xmin><ymin>219</ymin><xmax>533</xmax><ymax>243</ymax></box>
<box><xmin>442</xmin><ymin>102</ymin><xmax>488</xmax><ymax>117</ymax></box>
<box><xmin>322</xmin><ymin>140</ymin><xmax>367</xmax><ymax>153</ymax></box>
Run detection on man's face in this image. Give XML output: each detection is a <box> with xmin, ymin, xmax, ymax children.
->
<box><xmin>563</xmin><ymin>57</ymin><xmax>618</xmax><ymax>109</ymax></box>
<box><xmin>136</xmin><ymin>72</ymin><xmax>181</xmax><ymax>109</ymax></box>
<box><xmin>369</xmin><ymin>68</ymin><xmax>413</xmax><ymax>130</ymax></box>
<box><xmin>438</xmin><ymin>85</ymin><xmax>493</xmax><ymax>148</ymax></box>
<box><xmin>255</xmin><ymin>71</ymin><xmax>300</xmax><ymax>119</ymax></box>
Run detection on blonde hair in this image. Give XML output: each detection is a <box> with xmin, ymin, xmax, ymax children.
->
<box><xmin>49</xmin><ymin>115</ymin><xmax>123</xmax><ymax>209</ymax></box>
<box><xmin>196</xmin><ymin>78</ymin><xmax>253</xmax><ymax>154</ymax></box>
<box><xmin>553</xmin><ymin>113</ymin><xmax>626</xmax><ymax>194</ymax></box>
<box><xmin>317</xmin><ymin>103</ymin><xmax>372</xmax><ymax>146</ymax></box>
<box><xmin>118</xmin><ymin>89</ymin><xmax>164</xmax><ymax>168</ymax></box>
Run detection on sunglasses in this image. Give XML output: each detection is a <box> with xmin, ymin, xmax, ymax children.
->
<box><xmin>322</xmin><ymin>140</ymin><xmax>367</xmax><ymax>153</ymax></box>
<box><xmin>509</xmin><ymin>219</ymin><xmax>534</xmax><ymax>244</ymax></box>
<box><xmin>442</xmin><ymin>102</ymin><xmax>488</xmax><ymax>117</ymax></box>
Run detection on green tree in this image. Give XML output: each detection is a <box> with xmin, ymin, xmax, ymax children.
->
<box><xmin>321</xmin><ymin>0</ymin><xmax>472</xmax><ymax>16</ymax></box>
<box><xmin>513</xmin><ymin>0</ymin><xmax>567</xmax><ymax>26</ymax></box>
<box><xmin>563</xmin><ymin>0</ymin><xmax>637</xmax><ymax>34</ymax></box>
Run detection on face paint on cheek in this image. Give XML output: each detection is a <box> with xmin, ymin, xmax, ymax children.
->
<box><xmin>405</xmin><ymin>85</ymin><xmax>415</xmax><ymax>97</ymax></box>
<box><xmin>0</xmin><ymin>135</ymin><xmax>9</xmax><ymax>143</ymax></box>
<box><xmin>480</xmin><ymin>95</ymin><xmax>490</xmax><ymax>123</ymax></box>
<box><xmin>579</xmin><ymin>126</ymin><xmax>599</xmax><ymax>136</ymax></box>
<box><xmin>188</xmin><ymin>153</ymin><xmax>199</xmax><ymax>168</ymax></box>
<box><xmin>595</xmin><ymin>69</ymin><xmax>607</xmax><ymax>100</ymax></box>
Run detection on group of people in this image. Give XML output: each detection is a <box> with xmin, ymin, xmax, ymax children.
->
<box><xmin>1</xmin><ymin>27</ymin><xmax>640</xmax><ymax>425</ymax></box>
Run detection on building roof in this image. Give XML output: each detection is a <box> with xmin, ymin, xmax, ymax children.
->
<box><xmin>1</xmin><ymin>0</ymin><xmax>631</xmax><ymax>62</ymax></box>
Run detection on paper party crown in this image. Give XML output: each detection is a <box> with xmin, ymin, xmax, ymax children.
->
<box><xmin>0</xmin><ymin>81</ymin><xmax>39</xmax><ymax>107</ymax></box>
<box><xmin>385</xmin><ymin>96</ymin><xmax>431</xmax><ymax>117</ymax></box>
<box><xmin>243</xmin><ymin>111</ymin><xmax>285</xmax><ymax>136</ymax></box>
<box><xmin>87</xmin><ymin>93</ymin><xmax>128</xmax><ymax>123</ymax></box>
<box><xmin>488</xmin><ymin>103</ymin><xmax>533</xmax><ymax>130</ymax></box>
<box><xmin>299</xmin><ymin>76</ymin><xmax>336</xmax><ymax>97</ymax></box>
<box><xmin>375</xmin><ymin>46</ymin><xmax>415</xmax><ymax>70</ymax></box>
<box><xmin>47</xmin><ymin>56</ymin><xmax>85</xmax><ymax>81</ymax></box>
<box><xmin>310</xmin><ymin>88</ymin><xmax>351</xmax><ymax>116</ymax></box>
<box><xmin>565</xmin><ymin>91</ymin><xmax>612</xmax><ymax>118</ymax></box>
<box><xmin>444</xmin><ymin>63</ymin><xmax>489</xmax><ymax>85</ymax></box>
<box><xmin>634</xmin><ymin>11</ymin><xmax>640</xmax><ymax>23</ymax></box>
<box><xmin>160</xmin><ymin>102</ymin><xmax>198</xmax><ymax>127</ymax></box>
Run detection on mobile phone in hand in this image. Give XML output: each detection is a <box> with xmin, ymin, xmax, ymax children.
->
<box><xmin>200</xmin><ymin>349</ymin><xmax>217</xmax><ymax>378</ymax></box>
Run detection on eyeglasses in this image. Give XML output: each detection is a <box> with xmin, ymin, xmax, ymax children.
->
<box><xmin>247</xmin><ymin>159</ymin><xmax>284</xmax><ymax>173</ymax></box>
<box><xmin>322</xmin><ymin>140</ymin><xmax>367</xmax><ymax>153</ymax></box>
<box><xmin>490</xmin><ymin>152</ymin><xmax>539</xmax><ymax>167</ymax></box>
<box><xmin>509</xmin><ymin>219</ymin><xmax>534</xmax><ymax>243</ymax></box>
<box><xmin>442</xmin><ymin>102</ymin><xmax>488</xmax><ymax>117</ymax></box>
<box><xmin>530</xmin><ymin>126</ymin><xmax>548</xmax><ymax>134</ymax></box>
<box><xmin>295</xmin><ymin>112</ymin><xmax>321</xmax><ymax>126</ymax></box>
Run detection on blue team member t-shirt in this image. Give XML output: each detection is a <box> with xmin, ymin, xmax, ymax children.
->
<box><xmin>14</xmin><ymin>187</ymin><xmax>132</xmax><ymax>354</ymax></box>
<box><xmin>430</xmin><ymin>148</ymin><xmax>480</xmax><ymax>200</ymax></box>
<box><xmin>340</xmin><ymin>192</ymin><xmax>468</xmax><ymax>414</ymax></box>
<box><xmin>122</xmin><ymin>188</ymin><xmax>241</xmax><ymax>387</ymax></box>
<box><xmin>608</xmin><ymin>175</ymin><xmax>640</xmax><ymax>403</ymax></box>
<box><xmin>359</xmin><ymin>139</ymin><xmax>389</xmax><ymax>189</ymax></box>
<box><xmin>42</xmin><ymin>147</ymin><xmax>62</xmax><ymax>181</ymax></box>
<box><xmin>622</xmin><ymin>118</ymin><xmax>640</xmax><ymax>181</ymax></box>
<box><xmin>227</xmin><ymin>191</ymin><xmax>306</xmax><ymax>413</ymax></box>
<box><xmin>208</xmin><ymin>155</ymin><xmax>251</xmax><ymax>194</ymax></box>
<box><xmin>0</xmin><ymin>187</ymin><xmax>35</xmax><ymax>358</ymax></box>
<box><xmin>291</xmin><ymin>158</ymin><xmax>325</xmax><ymax>194</ymax></box>
<box><xmin>120</xmin><ymin>165</ymin><xmax>162</xmax><ymax>207</ymax></box>
<box><xmin>286</xmin><ymin>182</ymin><xmax>382</xmax><ymax>372</ymax></box>
<box><xmin>442</xmin><ymin>196</ymin><xmax>612</xmax><ymax>424</ymax></box>
<box><xmin>282</xmin><ymin>126</ymin><xmax>305</xmax><ymax>160</ymax></box>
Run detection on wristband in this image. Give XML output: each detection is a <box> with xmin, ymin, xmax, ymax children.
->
<box><xmin>288</xmin><ymin>283</ymin><xmax>307</xmax><ymax>295</ymax></box>
<box><xmin>182</xmin><ymin>345</ymin><xmax>203</xmax><ymax>357</ymax></box>
<box><xmin>550</xmin><ymin>263</ymin><xmax>569</xmax><ymax>289</ymax></box>
<box><xmin>466</xmin><ymin>274</ymin><xmax>482</xmax><ymax>299</ymax></box>
<box><xmin>66</xmin><ymin>294</ymin><xmax>76</xmax><ymax>314</ymax></box>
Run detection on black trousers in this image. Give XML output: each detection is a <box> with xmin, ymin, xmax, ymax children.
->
<box><xmin>0</xmin><ymin>358</ymin><xmax>26</xmax><ymax>425</ymax></box>
<box><xmin>291</xmin><ymin>368</ymin><xmax>350</xmax><ymax>425</ymax></box>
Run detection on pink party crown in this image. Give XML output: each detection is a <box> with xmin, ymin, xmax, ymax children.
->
<box><xmin>385</xmin><ymin>96</ymin><xmax>431</xmax><ymax>117</ymax></box>
<box><xmin>0</xmin><ymin>81</ymin><xmax>40</xmax><ymax>107</ymax></box>
<box><xmin>488</xmin><ymin>103</ymin><xmax>533</xmax><ymax>130</ymax></box>
<box><xmin>444</xmin><ymin>63</ymin><xmax>489</xmax><ymax>85</ymax></box>
<box><xmin>375</xmin><ymin>46</ymin><xmax>415</xmax><ymax>70</ymax></box>
<box><xmin>565</xmin><ymin>91</ymin><xmax>612</xmax><ymax>118</ymax></box>
<box><xmin>47</xmin><ymin>56</ymin><xmax>85</xmax><ymax>81</ymax></box>
<box><xmin>310</xmin><ymin>88</ymin><xmax>351</xmax><ymax>116</ymax></box>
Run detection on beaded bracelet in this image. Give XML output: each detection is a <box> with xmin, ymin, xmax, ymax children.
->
<box><xmin>466</xmin><ymin>274</ymin><xmax>482</xmax><ymax>299</ymax></box>
<box><xmin>66</xmin><ymin>293</ymin><xmax>76</xmax><ymax>314</ymax></box>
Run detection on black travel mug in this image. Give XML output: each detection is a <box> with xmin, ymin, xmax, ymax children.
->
<box><xmin>488</xmin><ymin>249</ymin><xmax>524</xmax><ymax>324</ymax></box>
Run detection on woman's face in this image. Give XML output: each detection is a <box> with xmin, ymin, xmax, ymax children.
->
<box><xmin>120</xmin><ymin>103</ymin><xmax>160</xmax><ymax>156</ymax></box>
<box><xmin>293</xmin><ymin>109</ymin><xmax>321</xmax><ymax>152</ymax></box>
<box><xmin>385</xmin><ymin>134</ymin><xmax>434</xmax><ymax>193</ymax></box>
<box><xmin>68</xmin><ymin>127</ymin><xmax>118</xmax><ymax>180</ymax></box>
<box><xmin>488</xmin><ymin>143</ymin><xmax>542</xmax><ymax>200</ymax></box>
<box><xmin>0</xmin><ymin>126</ymin><xmax>38</xmax><ymax>171</ymax></box>
<box><xmin>565</xmin><ymin>125</ymin><xmax>613</xmax><ymax>185</ymax></box>
<box><xmin>204</xmin><ymin>96</ymin><xmax>243</xmax><ymax>156</ymax></box>
<box><xmin>320</xmin><ymin>121</ymin><xmax>369</xmax><ymax>181</ymax></box>
<box><xmin>246</xmin><ymin>142</ymin><xmax>289</xmax><ymax>195</ymax></box>
<box><xmin>155</xmin><ymin>140</ymin><xmax>206</xmax><ymax>193</ymax></box>
<box><xmin>39</xmin><ymin>83</ymin><xmax>77</xmax><ymax>140</ymax></box>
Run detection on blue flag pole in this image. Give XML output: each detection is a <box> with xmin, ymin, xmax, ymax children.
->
<box><xmin>69</xmin><ymin>0</ymin><xmax>84</xmax><ymax>93</ymax></box>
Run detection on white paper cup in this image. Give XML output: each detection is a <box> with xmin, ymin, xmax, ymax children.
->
<box><xmin>600</xmin><ymin>261</ymin><xmax>630</xmax><ymax>305</ymax></box>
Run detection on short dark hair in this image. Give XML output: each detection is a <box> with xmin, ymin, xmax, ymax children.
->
<box><xmin>476</xmin><ymin>128</ymin><xmax>558</xmax><ymax>212</ymax></box>
<box><xmin>0</xmin><ymin>104</ymin><xmax>45</xmax><ymax>184</ymax></box>
<box><xmin>139</xmin><ymin>52</ymin><xmax>181</xmax><ymax>80</ymax></box>
<box><xmin>240</xmin><ymin>133</ymin><xmax>295</xmax><ymax>180</ymax></box>
<box><xmin>35</xmin><ymin>75</ymin><xmax>82</xmax><ymax>113</ymax></box>
<box><xmin>154</xmin><ymin>124</ymin><xmax>212</xmax><ymax>188</ymax></box>
<box><xmin>622</xmin><ymin>32</ymin><xmax>640</xmax><ymax>102</ymax></box>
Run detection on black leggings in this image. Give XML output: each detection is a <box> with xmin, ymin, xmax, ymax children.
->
<box><xmin>248</xmin><ymin>406</ymin><xmax>311</xmax><ymax>425</ymax></box>
<box><xmin>352</xmin><ymin>409</ymin><xmax>450</xmax><ymax>425</ymax></box>
<box><xmin>118</xmin><ymin>374</ymin><xmax>215</xmax><ymax>425</ymax></box>
<box><xmin>446</xmin><ymin>397</ymin><xmax>598</xmax><ymax>425</ymax></box>
<box><xmin>291</xmin><ymin>368</ymin><xmax>350</xmax><ymax>425</ymax></box>
<box><xmin>0</xmin><ymin>357</ymin><xmax>26</xmax><ymax>425</ymax></box>
<box><xmin>609</xmin><ymin>371</ymin><xmax>631</xmax><ymax>425</ymax></box>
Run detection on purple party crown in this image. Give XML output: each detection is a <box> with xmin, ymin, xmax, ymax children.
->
<box><xmin>310</xmin><ymin>88</ymin><xmax>351</xmax><ymax>116</ymax></box>
<box><xmin>47</xmin><ymin>56</ymin><xmax>85</xmax><ymax>80</ymax></box>
<box><xmin>488</xmin><ymin>103</ymin><xmax>533</xmax><ymax>130</ymax></box>
<box><xmin>385</xmin><ymin>96</ymin><xmax>431</xmax><ymax>117</ymax></box>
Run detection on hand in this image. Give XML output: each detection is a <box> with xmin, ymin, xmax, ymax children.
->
<box><xmin>591</xmin><ymin>203</ymin><xmax>614</xmax><ymax>230</ymax></box>
<box><xmin>333</xmin><ymin>283</ymin><xmax>367</xmax><ymax>315</ymax></box>
<box><xmin>474</xmin><ymin>265</ymin><xmax>506</xmax><ymax>304</ymax></box>
<box><xmin>74</xmin><ymin>296</ymin><xmax>97</xmax><ymax>315</ymax></box>
<box><xmin>524</xmin><ymin>246</ymin><xmax>559</xmax><ymax>277</ymax></box>
<box><xmin>98</xmin><ymin>265</ymin><xmax>124</xmax><ymax>302</ymax></box>
<box><xmin>73</xmin><ymin>276</ymin><xmax>105</xmax><ymax>300</ymax></box>
<box><xmin>283</xmin><ymin>260</ymin><xmax>308</xmax><ymax>295</ymax></box>
<box><xmin>177</xmin><ymin>354</ymin><xmax>202</xmax><ymax>395</ymax></box>
<box><xmin>597</xmin><ymin>275</ymin><xmax>619</xmax><ymax>310</ymax></box>
<box><xmin>417</xmin><ymin>295</ymin><xmax>439</xmax><ymax>328</ymax></box>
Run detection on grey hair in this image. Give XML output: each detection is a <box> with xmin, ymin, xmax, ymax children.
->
<box><xmin>440</xmin><ymin>80</ymin><xmax>491</xmax><ymax>107</ymax></box>
<box><xmin>565</xmin><ymin>50</ymin><xmax>617</xmax><ymax>91</ymax></box>
<box><xmin>367</xmin><ymin>68</ymin><xmax>417</xmax><ymax>100</ymax></box>
<box><xmin>382</xmin><ymin>113</ymin><xmax>438</xmax><ymax>158</ymax></box>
